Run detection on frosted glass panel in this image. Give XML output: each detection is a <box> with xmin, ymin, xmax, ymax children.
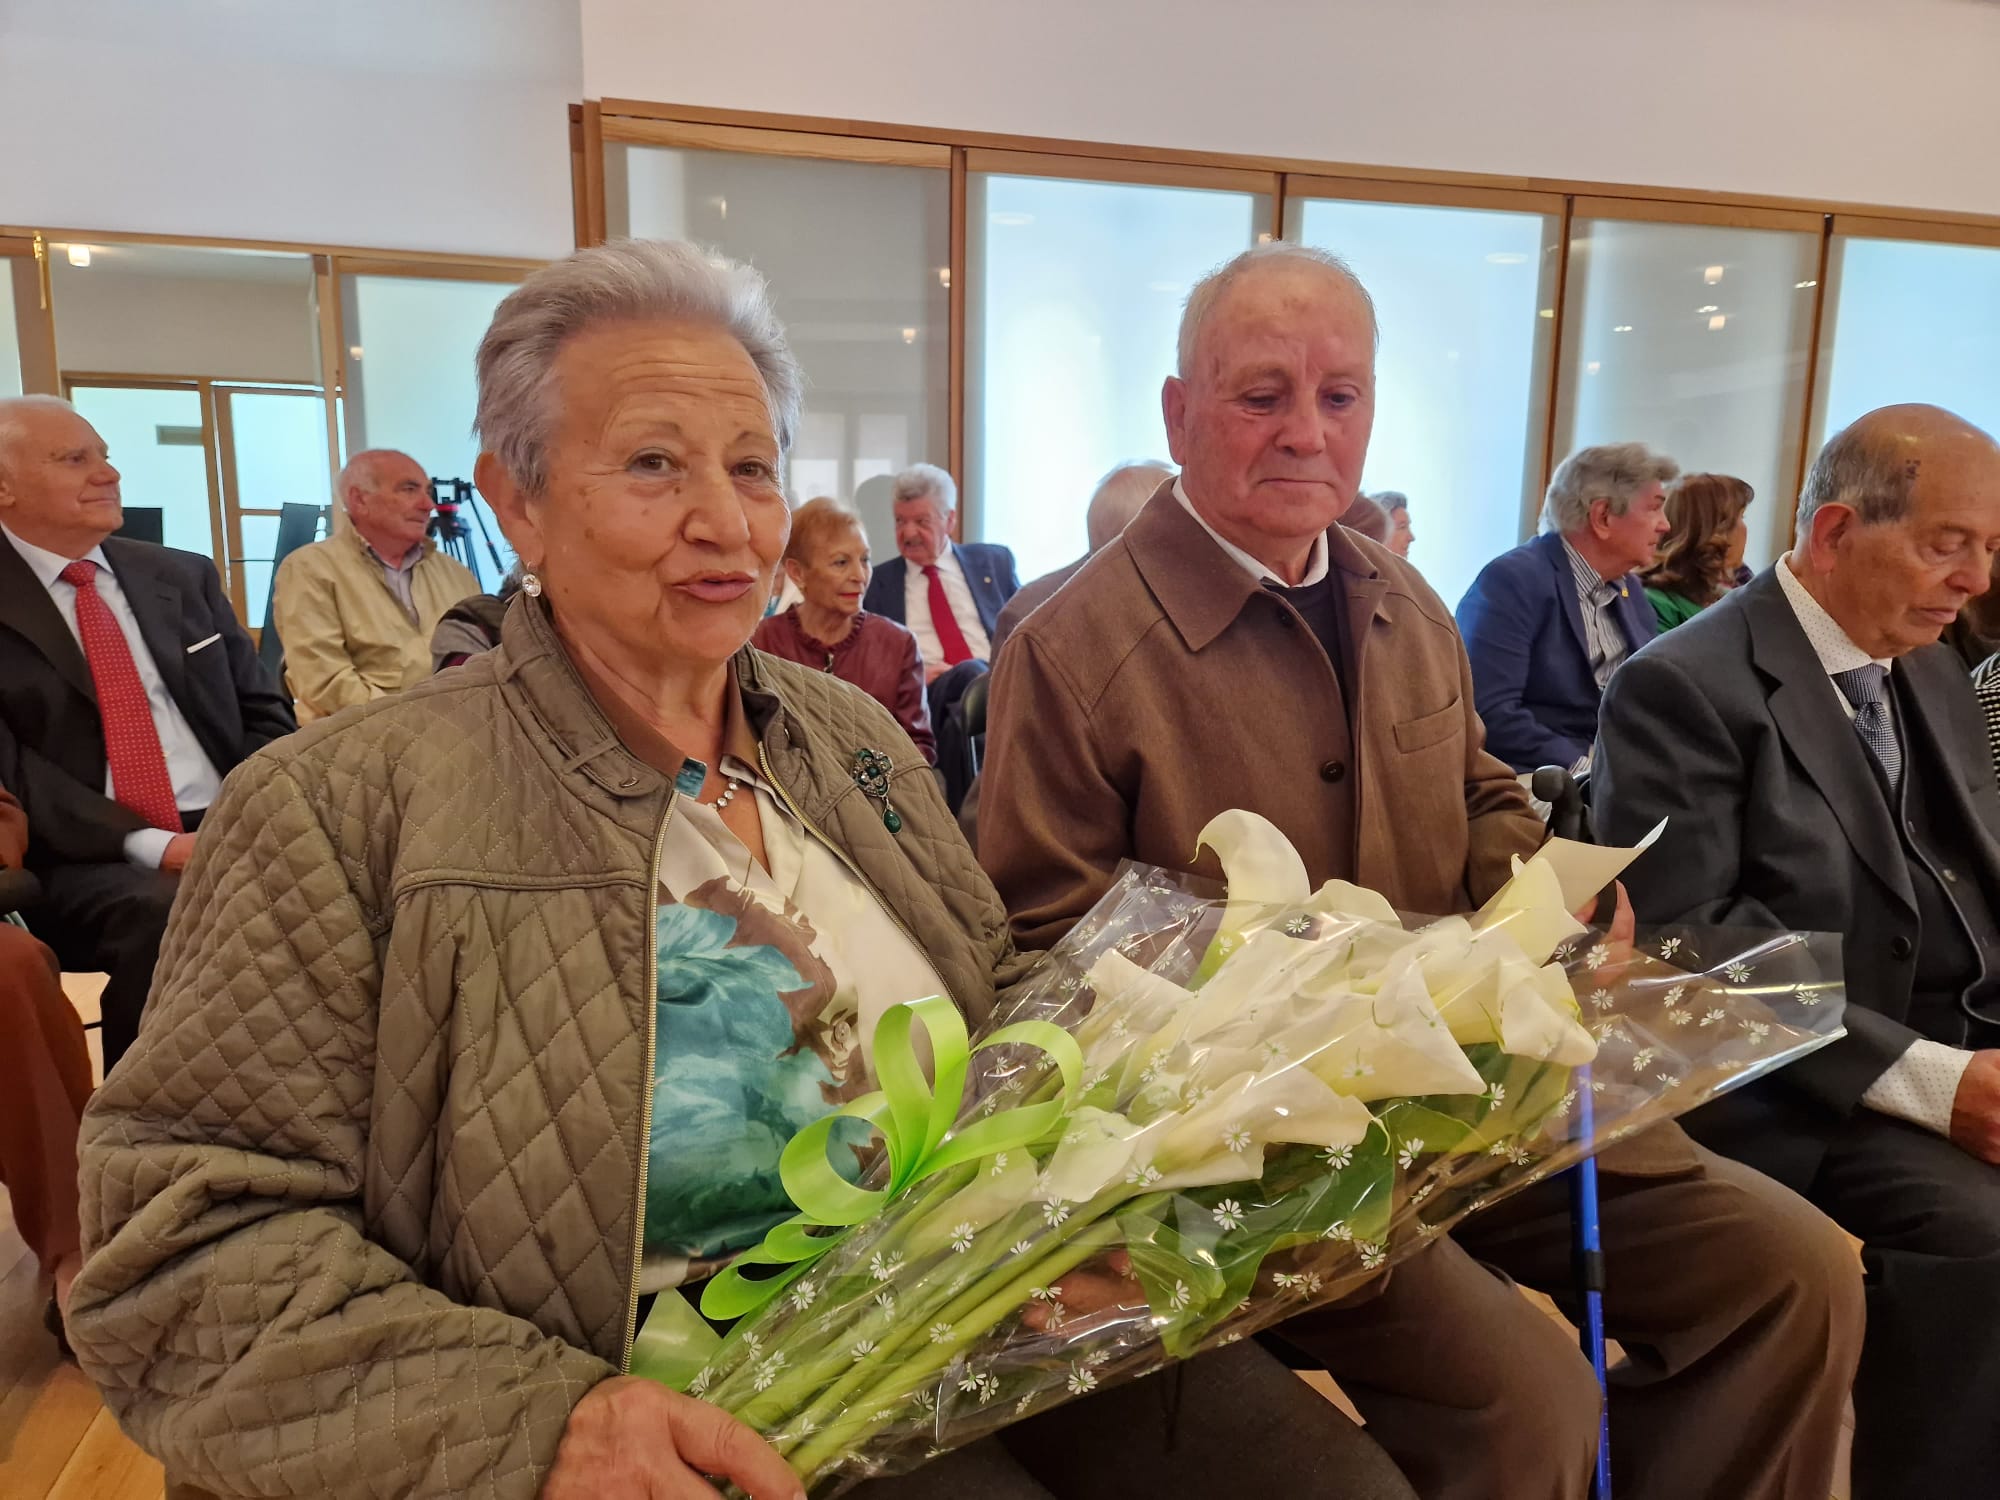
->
<box><xmin>70</xmin><ymin>385</ymin><xmax>213</xmax><ymax>560</ymax></box>
<box><xmin>968</xmin><ymin>175</ymin><xmax>1266</xmax><ymax>582</ymax></box>
<box><xmin>610</xmin><ymin>144</ymin><xmax>949</xmax><ymax>562</ymax></box>
<box><xmin>228</xmin><ymin>388</ymin><xmax>327</xmax><ymax>618</ymax></box>
<box><xmin>1817</xmin><ymin>236</ymin><xmax>2000</xmax><ymax>442</ymax></box>
<box><xmin>1291</xmin><ymin>196</ymin><xmax>1557</xmax><ymax>609</ymax></box>
<box><xmin>1556</xmin><ymin>219</ymin><xmax>1818</xmax><ymax>572</ymax></box>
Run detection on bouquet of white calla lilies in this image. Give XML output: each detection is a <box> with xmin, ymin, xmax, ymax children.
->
<box><xmin>637</xmin><ymin>811</ymin><xmax>1842</xmax><ymax>1495</ymax></box>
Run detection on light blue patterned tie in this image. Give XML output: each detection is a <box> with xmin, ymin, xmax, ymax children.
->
<box><xmin>1832</xmin><ymin>664</ymin><xmax>1903</xmax><ymax>792</ymax></box>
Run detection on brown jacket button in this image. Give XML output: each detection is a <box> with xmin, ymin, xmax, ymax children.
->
<box><xmin>1321</xmin><ymin>760</ymin><xmax>1346</xmax><ymax>783</ymax></box>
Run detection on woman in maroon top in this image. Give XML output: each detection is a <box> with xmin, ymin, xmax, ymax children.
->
<box><xmin>754</xmin><ymin>498</ymin><xmax>936</xmax><ymax>762</ymax></box>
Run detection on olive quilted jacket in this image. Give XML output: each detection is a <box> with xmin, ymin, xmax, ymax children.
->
<box><xmin>69</xmin><ymin>594</ymin><xmax>1021</xmax><ymax>1499</ymax></box>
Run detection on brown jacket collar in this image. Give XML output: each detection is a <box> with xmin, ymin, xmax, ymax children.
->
<box><xmin>1124</xmin><ymin>482</ymin><xmax>1391</xmax><ymax>653</ymax></box>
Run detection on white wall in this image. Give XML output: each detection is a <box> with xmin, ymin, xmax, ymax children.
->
<box><xmin>583</xmin><ymin>0</ymin><xmax>2000</xmax><ymax>218</ymax></box>
<box><xmin>51</xmin><ymin>262</ymin><xmax>319</xmax><ymax>383</ymax></box>
<box><xmin>0</xmin><ymin>0</ymin><xmax>582</xmax><ymax>258</ymax></box>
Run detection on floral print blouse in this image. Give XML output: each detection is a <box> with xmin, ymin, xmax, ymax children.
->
<box><xmin>638</xmin><ymin>752</ymin><xmax>948</xmax><ymax>1294</ymax></box>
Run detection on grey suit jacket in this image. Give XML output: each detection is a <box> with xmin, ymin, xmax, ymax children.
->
<box><xmin>1593</xmin><ymin>567</ymin><xmax>2000</xmax><ymax>1187</ymax></box>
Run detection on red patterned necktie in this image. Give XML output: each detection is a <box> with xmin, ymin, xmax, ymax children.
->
<box><xmin>923</xmin><ymin>563</ymin><xmax>974</xmax><ymax>666</ymax></box>
<box><xmin>59</xmin><ymin>560</ymin><xmax>182</xmax><ymax>832</ymax></box>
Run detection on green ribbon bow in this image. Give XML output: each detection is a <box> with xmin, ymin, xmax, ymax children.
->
<box><xmin>632</xmin><ymin>996</ymin><xmax>1083</xmax><ymax>1386</ymax></box>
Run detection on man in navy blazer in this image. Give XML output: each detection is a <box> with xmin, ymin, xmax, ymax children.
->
<box><xmin>861</xmin><ymin>463</ymin><xmax>1019</xmax><ymax>681</ymax></box>
<box><xmin>0</xmin><ymin>397</ymin><xmax>293</xmax><ymax>1068</ymax></box>
<box><xmin>1456</xmin><ymin>443</ymin><xmax>1676</xmax><ymax>773</ymax></box>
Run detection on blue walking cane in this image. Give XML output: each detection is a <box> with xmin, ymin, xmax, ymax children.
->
<box><xmin>1532</xmin><ymin>767</ymin><xmax>1612</xmax><ymax>1500</ymax></box>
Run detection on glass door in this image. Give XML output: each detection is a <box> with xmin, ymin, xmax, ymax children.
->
<box><xmin>216</xmin><ymin>385</ymin><xmax>333</xmax><ymax>625</ymax></box>
<box><xmin>65</xmin><ymin>378</ymin><xmax>221</xmax><ymax>563</ymax></box>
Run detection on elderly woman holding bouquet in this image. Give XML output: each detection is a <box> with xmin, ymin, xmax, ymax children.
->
<box><xmin>67</xmin><ymin>241</ymin><xmax>1412</xmax><ymax>1500</ymax></box>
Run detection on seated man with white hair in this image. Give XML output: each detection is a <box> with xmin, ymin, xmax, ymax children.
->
<box><xmin>0</xmin><ymin>394</ymin><xmax>293</xmax><ymax>1069</ymax></box>
<box><xmin>862</xmin><ymin>462</ymin><xmax>1019</xmax><ymax>683</ymax></box>
<box><xmin>272</xmin><ymin>449</ymin><xmax>479</xmax><ymax>722</ymax></box>
<box><xmin>1456</xmin><ymin>444</ymin><xmax>1676</xmax><ymax>773</ymax></box>
<box><xmin>990</xmin><ymin>460</ymin><xmax>1170</xmax><ymax>659</ymax></box>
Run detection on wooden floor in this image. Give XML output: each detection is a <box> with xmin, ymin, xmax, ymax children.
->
<box><xmin>0</xmin><ymin>975</ymin><xmax>1850</xmax><ymax>1500</ymax></box>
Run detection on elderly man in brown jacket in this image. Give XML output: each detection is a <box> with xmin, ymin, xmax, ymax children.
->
<box><xmin>982</xmin><ymin>243</ymin><xmax>1864</xmax><ymax>1500</ymax></box>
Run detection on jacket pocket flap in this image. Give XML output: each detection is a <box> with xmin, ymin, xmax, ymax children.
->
<box><xmin>1392</xmin><ymin>698</ymin><xmax>1462</xmax><ymax>754</ymax></box>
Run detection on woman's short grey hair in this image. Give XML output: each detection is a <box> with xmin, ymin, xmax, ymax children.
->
<box><xmin>1796</xmin><ymin>419</ymin><xmax>1918</xmax><ymax>534</ymax></box>
<box><xmin>1374</xmin><ymin>490</ymin><xmax>1410</xmax><ymax>516</ymax></box>
<box><xmin>1541</xmin><ymin>443</ymin><xmax>1681</xmax><ymax>534</ymax></box>
<box><xmin>1177</xmin><ymin>243</ymin><xmax>1378</xmax><ymax>380</ymax></box>
<box><xmin>892</xmin><ymin>462</ymin><xmax>957</xmax><ymax>514</ymax></box>
<box><xmin>474</xmin><ymin>239</ymin><xmax>803</xmax><ymax>495</ymax></box>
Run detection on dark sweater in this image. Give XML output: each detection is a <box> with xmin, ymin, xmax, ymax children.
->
<box><xmin>751</xmin><ymin>608</ymin><xmax>936</xmax><ymax>763</ymax></box>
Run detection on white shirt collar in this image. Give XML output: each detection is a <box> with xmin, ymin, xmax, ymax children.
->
<box><xmin>1172</xmin><ymin>477</ymin><xmax>1330</xmax><ymax>588</ymax></box>
<box><xmin>1774</xmin><ymin>554</ymin><xmax>1892</xmax><ymax>676</ymax></box>
<box><xmin>907</xmin><ymin>544</ymin><xmax>963</xmax><ymax>579</ymax></box>
<box><xmin>1</xmin><ymin>521</ymin><xmax>109</xmax><ymax>590</ymax></box>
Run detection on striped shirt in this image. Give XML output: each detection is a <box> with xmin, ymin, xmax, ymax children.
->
<box><xmin>1561</xmin><ymin>537</ymin><xmax>1631</xmax><ymax>690</ymax></box>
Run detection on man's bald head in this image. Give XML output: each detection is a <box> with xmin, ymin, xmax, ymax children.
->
<box><xmin>1792</xmin><ymin>403</ymin><xmax>2000</xmax><ymax>658</ymax></box>
<box><xmin>0</xmin><ymin>396</ymin><xmax>123</xmax><ymax>557</ymax></box>
<box><xmin>1085</xmin><ymin>461</ymin><xmax>1171</xmax><ymax>553</ymax></box>
<box><xmin>1798</xmin><ymin>404</ymin><xmax>2000</xmax><ymax>534</ymax></box>
<box><xmin>1176</xmin><ymin>244</ymin><xmax>1377</xmax><ymax>384</ymax></box>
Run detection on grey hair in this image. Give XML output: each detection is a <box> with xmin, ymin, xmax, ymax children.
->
<box><xmin>474</xmin><ymin>239</ymin><xmax>803</xmax><ymax>495</ymax></box>
<box><xmin>1373</xmin><ymin>490</ymin><xmax>1410</xmax><ymax>516</ymax></box>
<box><xmin>893</xmin><ymin>462</ymin><xmax>958</xmax><ymax>515</ymax></box>
<box><xmin>336</xmin><ymin>449</ymin><xmax>419</xmax><ymax>507</ymax></box>
<box><xmin>1086</xmin><ymin>461</ymin><xmax>1172</xmax><ymax>552</ymax></box>
<box><xmin>1177</xmin><ymin>242</ymin><xmax>1378</xmax><ymax>380</ymax></box>
<box><xmin>0</xmin><ymin>395</ymin><xmax>82</xmax><ymax>474</ymax></box>
<box><xmin>1541</xmin><ymin>443</ymin><xmax>1681</xmax><ymax>534</ymax></box>
<box><xmin>1796</xmin><ymin>419</ymin><xmax>1920</xmax><ymax>534</ymax></box>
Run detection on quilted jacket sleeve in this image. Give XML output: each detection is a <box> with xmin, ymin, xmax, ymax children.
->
<box><xmin>68</xmin><ymin>754</ymin><xmax>612</xmax><ymax>1499</ymax></box>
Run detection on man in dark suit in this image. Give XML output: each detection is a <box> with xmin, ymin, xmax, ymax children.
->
<box><xmin>0</xmin><ymin>396</ymin><xmax>294</xmax><ymax>1069</ymax></box>
<box><xmin>1457</xmin><ymin>443</ymin><xmax>1675</xmax><ymax>773</ymax></box>
<box><xmin>1595</xmin><ymin>404</ymin><xmax>2000</xmax><ymax>1499</ymax></box>
<box><xmin>860</xmin><ymin>463</ymin><xmax>1019</xmax><ymax>681</ymax></box>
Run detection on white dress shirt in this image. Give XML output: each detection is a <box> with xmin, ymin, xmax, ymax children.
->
<box><xmin>3</xmin><ymin>522</ymin><xmax>222</xmax><ymax>869</ymax></box>
<box><xmin>902</xmin><ymin>545</ymin><xmax>993</xmax><ymax>664</ymax></box>
<box><xmin>1775</xmin><ymin>554</ymin><xmax>1974</xmax><ymax>1136</ymax></box>
<box><xmin>1172</xmin><ymin>478</ymin><xmax>1330</xmax><ymax>588</ymax></box>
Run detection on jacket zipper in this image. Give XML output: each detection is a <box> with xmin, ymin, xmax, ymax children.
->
<box><xmin>619</xmin><ymin>794</ymin><xmax>674</xmax><ymax>1373</ymax></box>
<box><xmin>757</xmin><ymin>743</ymin><xmax>927</xmax><ymax>958</ymax></box>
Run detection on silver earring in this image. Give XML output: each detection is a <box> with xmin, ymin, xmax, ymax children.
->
<box><xmin>521</xmin><ymin>570</ymin><xmax>543</xmax><ymax>598</ymax></box>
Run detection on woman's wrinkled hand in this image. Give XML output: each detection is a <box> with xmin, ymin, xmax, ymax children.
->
<box><xmin>1021</xmin><ymin>1248</ymin><xmax>1148</xmax><ymax>1335</ymax></box>
<box><xmin>543</xmin><ymin>1376</ymin><xmax>803</xmax><ymax>1500</ymax></box>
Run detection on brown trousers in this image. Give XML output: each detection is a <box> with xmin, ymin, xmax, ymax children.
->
<box><xmin>1281</xmin><ymin>1126</ymin><xmax>1864</xmax><ymax>1500</ymax></box>
<box><xmin>0</xmin><ymin>922</ymin><xmax>91</xmax><ymax>1277</ymax></box>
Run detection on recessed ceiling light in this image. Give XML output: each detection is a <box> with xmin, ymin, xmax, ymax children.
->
<box><xmin>1704</xmin><ymin>266</ymin><xmax>1725</xmax><ymax>284</ymax></box>
<box><xmin>66</xmin><ymin>244</ymin><xmax>91</xmax><ymax>267</ymax></box>
<box><xmin>1485</xmin><ymin>252</ymin><xmax>1530</xmax><ymax>266</ymax></box>
<box><xmin>1538</xmin><ymin>308</ymin><xmax>1554</xmax><ymax>319</ymax></box>
<box><xmin>1708</xmin><ymin>314</ymin><xmax>1727</xmax><ymax>331</ymax></box>
<box><xmin>1586</xmin><ymin>361</ymin><xmax>1601</xmax><ymax>374</ymax></box>
<box><xmin>1612</xmin><ymin>324</ymin><xmax>1634</xmax><ymax>333</ymax></box>
<box><xmin>348</xmin><ymin>345</ymin><xmax>363</xmax><ymax>360</ymax></box>
<box><xmin>1796</xmin><ymin>279</ymin><xmax>1818</xmax><ymax>289</ymax></box>
<box><xmin>1697</xmin><ymin>304</ymin><xmax>1719</xmax><ymax>314</ymax></box>
<box><xmin>937</xmin><ymin>267</ymin><xmax>951</xmax><ymax>288</ymax></box>
<box><xmin>901</xmin><ymin>327</ymin><xmax>917</xmax><ymax>344</ymax></box>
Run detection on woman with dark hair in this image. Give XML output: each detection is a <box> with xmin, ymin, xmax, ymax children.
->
<box><xmin>1641</xmin><ymin>472</ymin><xmax>1754</xmax><ymax>631</ymax></box>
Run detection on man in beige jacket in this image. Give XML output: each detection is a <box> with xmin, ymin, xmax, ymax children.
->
<box><xmin>981</xmin><ymin>243</ymin><xmax>1864</xmax><ymax>1500</ymax></box>
<box><xmin>273</xmin><ymin>450</ymin><xmax>478</xmax><ymax>721</ymax></box>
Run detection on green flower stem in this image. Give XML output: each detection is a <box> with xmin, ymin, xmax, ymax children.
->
<box><xmin>788</xmin><ymin>1218</ymin><xmax>1129</xmax><ymax>1483</ymax></box>
<box><xmin>705</xmin><ymin>1165</ymin><xmax>981</xmax><ymax>1410</ymax></box>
